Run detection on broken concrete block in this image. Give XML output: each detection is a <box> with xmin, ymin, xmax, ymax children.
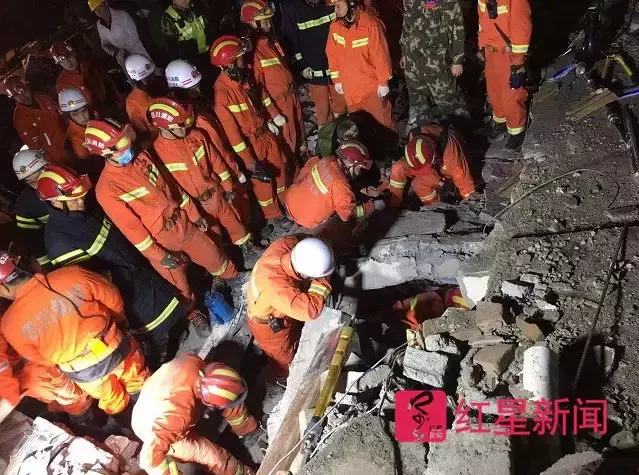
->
<box><xmin>475</xmin><ymin>301</ymin><xmax>506</xmax><ymax>333</ymax></box>
<box><xmin>468</xmin><ymin>335</ymin><xmax>507</xmax><ymax>347</ymax></box>
<box><xmin>609</xmin><ymin>430</ymin><xmax>638</xmax><ymax>450</ymax></box>
<box><xmin>520</xmin><ymin>273</ymin><xmax>541</xmax><ymax>284</ymax></box>
<box><xmin>473</xmin><ymin>344</ymin><xmax>516</xmax><ymax>376</ymax></box>
<box><xmin>456</xmin><ymin>269</ymin><xmax>490</xmax><ymax>307</ymax></box>
<box><xmin>421</xmin><ymin>307</ymin><xmax>476</xmax><ymax>338</ymax></box>
<box><xmin>425</xmin><ymin>424</ymin><xmax>513</xmax><ymax>475</ymax></box>
<box><xmin>424</xmin><ymin>334</ymin><xmax>460</xmax><ymax>355</ymax></box>
<box><xmin>516</xmin><ymin>317</ymin><xmax>545</xmax><ymax>342</ymax></box>
<box><xmin>348</xmin><ymin>257</ymin><xmax>419</xmax><ymax>290</ymax></box>
<box><xmin>356</xmin><ymin>364</ymin><xmax>391</xmax><ymax>392</ymax></box>
<box><xmin>535</xmin><ymin>299</ymin><xmax>558</xmax><ymax>311</ymax></box>
<box><xmin>533</xmin><ymin>283</ymin><xmax>548</xmax><ymax>297</ymax></box>
<box><xmin>542</xmin><ymin>309</ymin><xmax>561</xmax><ymax>323</ymax></box>
<box><xmin>385</xmin><ymin>210</ymin><xmax>446</xmax><ymax>237</ymax></box>
<box><xmin>402</xmin><ymin>347</ymin><xmax>450</xmax><ymax>387</ymax></box>
<box><xmin>540</xmin><ymin>451</ymin><xmax>602</xmax><ymax>475</ymax></box>
<box><xmin>434</xmin><ymin>258</ymin><xmax>461</xmax><ymax>280</ymax></box>
<box><xmin>334</xmin><ymin>392</ymin><xmax>357</xmax><ymax>406</ymax></box>
<box><xmin>501</xmin><ymin>280</ymin><xmax>530</xmax><ymax>298</ymax></box>
<box><xmin>516</xmin><ymin>252</ymin><xmax>533</xmax><ymax>266</ymax></box>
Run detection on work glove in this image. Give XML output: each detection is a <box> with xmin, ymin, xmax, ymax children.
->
<box><xmin>224</xmin><ymin>191</ymin><xmax>236</xmax><ymax>202</ymax></box>
<box><xmin>267</xmin><ymin>120</ymin><xmax>280</xmax><ymax>136</ymax></box>
<box><xmin>161</xmin><ymin>253</ymin><xmax>182</xmax><ymax>269</ymax></box>
<box><xmin>238</xmin><ymin>172</ymin><xmax>248</xmax><ymax>184</ymax></box>
<box><xmin>451</xmin><ymin>64</ymin><xmax>463</xmax><ymax>77</ymax></box>
<box><xmin>195</xmin><ymin>217</ymin><xmax>209</xmax><ymax>232</ymax></box>
<box><xmin>334</xmin><ymin>82</ymin><xmax>344</xmax><ymax>95</ymax></box>
<box><xmin>250</xmin><ymin>162</ymin><xmax>272</xmax><ymax>183</ymax></box>
<box><xmin>377</xmin><ymin>84</ymin><xmax>390</xmax><ymax>98</ymax></box>
<box><xmin>509</xmin><ymin>63</ymin><xmax>527</xmax><ymax>89</ymax></box>
<box><xmin>373</xmin><ymin>199</ymin><xmax>386</xmax><ymax>211</ymax></box>
<box><xmin>302</xmin><ymin>67</ymin><xmax>314</xmax><ymax>79</ymax></box>
<box><xmin>273</xmin><ymin>114</ymin><xmax>287</xmax><ymax>127</ymax></box>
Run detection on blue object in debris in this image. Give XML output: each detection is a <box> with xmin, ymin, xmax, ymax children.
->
<box><xmin>204</xmin><ymin>290</ymin><xmax>235</xmax><ymax>325</ymax></box>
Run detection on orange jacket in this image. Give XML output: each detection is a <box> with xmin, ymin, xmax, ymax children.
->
<box><xmin>56</xmin><ymin>62</ymin><xmax>109</xmax><ymax>110</ymax></box>
<box><xmin>14</xmin><ymin>94</ymin><xmax>69</xmax><ymax>164</ymax></box>
<box><xmin>1</xmin><ymin>266</ymin><xmax>125</xmax><ymax>369</ymax></box>
<box><xmin>126</xmin><ymin>87</ymin><xmax>157</xmax><ymax>137</ymax></box>
<box><xmin>247</xmin><ymin>235</ymin><xmax>331</xmax><ymax>322</ymax></box>
<box><xmin>131</xmin><ymin>353</ymin><xmax>204</xmax><ymax>470</ymax></box>
<box><xmin>212</xmin><ymin>71</ymin><xmax>280</xmax><ymax>169</ymax></box>
<box><xmin>66</xmin><ymin>120</ymin><xmax>91</xmax><ymax>159</ymax></box>
<box><xmin>252</xmin><ymin>35</ymin><xmax>294</xmax><ymax>102</ymax></box>
<box><xmin>326</xmin><ymin>10</ymin><xmax>392</xmax><ymax>106</ymax></box>
<box><xmin>0</xmin><ymin>315</ymin><xmax>22</xmax><ymax>405</ymax></box>
<box><xmin>285</xmin><ymin>156</ymin><xmax>374</xmax><ymax>228</ymax></box>
<box><xmin>478</xmin><ymin>0</ymin><xmax>531</xmax><ymax>62</ymax></box>
<box><xmin>195</xmin><ymin>113</ymin><xmax>242</xmax><ymax>177</ymax></box>
<box><xmin>95</xmin><ymin>151</ymin><xmax>202</xmax><ymax>263</ymax></box>
<box><xmin>151</xmin><ymin>129</ymin><xmax>233</xmax><ymax>197</ymax></box>
<box><xmin>391</xmin><ymin>291</ymin><xmax>445</xmax><ymax>329</ymax></box>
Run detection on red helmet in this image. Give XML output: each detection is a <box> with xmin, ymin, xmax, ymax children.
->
<box><xmin>84</xmin><ymin>119</ymin><xmax>134</xmax><ymax>156</ymax></box>
<box><xmin>210</xmin><ymin>35</ymin><xmax>252</xmax><ymax>68</ymax></box>
<box><xmin>1</xmin><ymin>76</ymin><xmax>28</xmax><ymax>98</ymax></box>
<box><xmin>49</xmin><ymin>41</ymin><xmax>75</xmax><ymax>63</ymax></box>
<box><xmin>148</xmin><ymin>98</ymin><xmax>194</xmax><ymax>129</ymax></box>
<box><xmin>196</xmin><ymin>363</ymin><xmax>247</xmax><ymax>409</ymax></box>
<box><xmin>336</xmin><ymin>140</ymin><xmax>371</xmax><ymax>170</ymax></box>
<box><xmin>0</xmin><ymin>252</ymin><xmax>18</xmax><ymax>285</ymax></box>
<box><xmin>404</xmin><ymin>135</ymin><xmax>436</xmax><ymax>170</ymax></box>
<box><xmin>37</xmin><ymin>164</ymin><xmax>92</xmax><ymax>201</ymax></box>
<box><xmin>240</xmin><ymin>0</ymin><xmax>274</xmax><ymax>23</ymax></box>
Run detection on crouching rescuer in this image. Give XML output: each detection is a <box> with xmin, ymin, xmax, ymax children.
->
<box><xmin>0</xmin><ymin>252</ymin><xmax>149</xmax><ymax>415</ymax></box>
<box><xmin>132</xmin><ymin>354</ymin><xmax>258</xmax><ymax>475</ymax></box>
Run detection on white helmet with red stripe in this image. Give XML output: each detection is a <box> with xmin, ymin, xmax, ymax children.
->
<box><xmin>13</xmin><ymin>149</ymin><xmax>48</xmax><ymax>180</ymax></box>
<box><xmin>125</xmin><ymin>54</ymin><xmax>155</xmax><ymax>81</ymax></box>
<box><xmin>58</xmin><ymin>88</ymin><xmax>88</xmax><ymax>113</ymax></box>
<box><xmin>165</xmin><ymin>59</ymin><xmax>202</xmax><ymax>89</ymax></box>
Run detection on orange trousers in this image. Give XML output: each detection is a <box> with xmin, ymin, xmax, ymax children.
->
<box><xmin>76</xmin><ymin>338</ymin><xmax>149</xmax><ymax>415</ymax></box>
<box><xmin>168</xmin><ymin>433</ymin><xmax>255</xmax><ymax>475</ymax></box>
<box><xmin>309</xmin><ymin>83</ymin><xmax>347</xmax><ymax>127</ymax></box>
<box><xmin>276</xmin><ymin>92</ymin><xmax>305</xmax><ymax>156</ymax></box>
<box><xmin>200</xmin><ymin>189</ymin><xmax>251</xmax><ymax>246</ymax></box>
<box><xmin>19</xmin><ymin>363</ymin><xmax>93</xmax><ymax>415</ymax></box>
<box><xmin>247</xmin><ymin>317</ymin><xmax>302</xmax><ymax>379</ymax></box>
<box><xmin>348</xmin><ymin>92</ymin><xmax>396</xmax><ymax>134</ymax></box>
<box><xmin>392</xmin><ymin>164</ymin><xmax>475</xmax><ymax>207</ymax></box>
<box><xmin>392</xmin><ymin>288</ymin><xmax>471</xmax><ymax>329</ymax></box>
<box><xmin>248</xmin><ymin>133</ymin><xmax>289</xmax><ymax>220</ymax></box>
<box><xmin>485</xmin><ymin>48</ymin><xmax>528</xmax><ymax>135</ymax></box>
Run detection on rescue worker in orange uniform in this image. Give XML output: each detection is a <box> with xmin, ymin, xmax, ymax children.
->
<box><xmin>388</xmin><ymin>123</ymin><xmax>475</xmax><ymax>207</ymax></box>
<box><xmin>166</xmin><ymin>59</ymin><xmax>254</xmax><ymax>226</ymax></box>
<box><xmin>241</xmin><ymin>0</ymin><xmax>305</xmax><ymax>156</ymax></box>
<box><xmin>124</xmin><ymin>54</ymin><xmax>162</xmax><ymax>141</ymax></box>
<box><xmin>390</xmin><ymin>287</ymin><xmax>470</xmax><ymax>329</ymax></box>
<box><xmin>148</xmin><ymin>97</ymin><xmax>260</xmax><ymax>268</ymax></box>
<box><xmin>2</xmin><ymin>76</ymin><xmax>70</xmax><ymax>165</ymax></box>
<box><xmin>479</xmin><ymin>0</ymin><xmax>531</xmax><ymax>150</ymax></box>
<box><xmin>0</xmin><ymin>252</ymin><xmax>149</xmax><ymax>415</ymax></box>
<box><xmin>285</xmin><ymin>140</ymin><xmax>384</xmax><ymax>229</ymax></box>
<box><xmin>1</xmin><ymin>306</ymin><xmax>92</xmax><ymax>417</ymax></box>
<box><xmin>326</xmin><ymin>0</ymin><xmax>396</xmax><ymax>133</ymax></box>
<box><xmin>89</xmin><ymin>119</ymin><xmax>239</xmax><ymax>308</ymax></box>
<box><xmin>210</xmin><ymin>35</ymin><xmax>292</xmax><ymax>224</ymax></box>
<box><xmin>132</xmin><ymin>354</ymin><xmax>259</xmax><ymax>475</ymax></box>
<box><xmin>247</xmin><ymin>236</ymin><xmax>333</xmax><ymax>379</ymax></box>
<box><xmin>51</xmin><ymin>41</ymin><xmax>121</xmax><ymax>116</ymax></box>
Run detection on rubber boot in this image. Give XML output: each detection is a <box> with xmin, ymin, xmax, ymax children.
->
<box><xmin>488</xmin><ymin>121</ymin><xmax>508</xmax><ymax>140</ymax></box>
<box><xmin>240</xmin><ymin>241</ymin><xmax>262</xmax><ymax>270</ymax></box>
<box><xmin>505</xmin><ymin>131</ymin><xmax>525</xmax><ymax>150</ymax></box>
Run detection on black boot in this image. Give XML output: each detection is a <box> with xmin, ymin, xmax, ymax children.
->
<box><xmin>488</xmin><ymin>121</ymin><xmax>508</xmax><ymax>140</ymax></box>
<box><xmin>505</xmin><ymin>132</ymin><xmax>525</xmax><ymax>150</ymax></box>
<box><xmin>240</xmin><ymin>241</ymin><xmax>262</xmax><ymax>270</ymax></box>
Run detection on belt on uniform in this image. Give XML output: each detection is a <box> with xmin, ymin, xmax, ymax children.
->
<box><xmin>249</xmin><ymin>315</ymin><xmax>271</xmax><ymax>324</ymax></box>
<box><xmin>164</xmin><ymin>209</ymin><xmax>182</xmax><ymax>231</ymax></box>
<box><xmin>198</xmin><ymin>189</ymin><xmax>213</xmax><ymax>202</ymax></box>
<box><xmin>60</xmin><ymin>334</ymin><xmax>130</xmax><ymax>384</ymax></box>
<box><xmin>485</xmin><ymin>45</ymin><xmax>509</xmax><ymax>53</ymax></box>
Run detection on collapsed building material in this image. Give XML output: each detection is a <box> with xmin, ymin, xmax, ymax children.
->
<box><xmin>475</xmin><ymin>301</ymin><xmax>508</xmax><ymax>333</ymax></box>
<box><xmin>473</xmin><ymin>343</ymin><xmax>516</xmax><ymax>376</ymax></box>
<box><xmin>522</xmin><ymin>346</ymin><xmax>557</xmax><ymax>401</ymax></box>
<box><xmin>402</xmin><ymin>347</ymin><xmax>451</xmax><ymax>387</ymax></box>
<box><xmin>539</xmin><ymin>451</ymin><xmax>602</xmax><ymax>475</ymax></box>
<box><xmin>421</xmin><ymin>307</ymin><xmax>479</xmax><ymax>341</ymax></box>
<box><xmin>384</xmin><ymin>210</ymin><xmax>447</xmax><ymax>237</ymax></box>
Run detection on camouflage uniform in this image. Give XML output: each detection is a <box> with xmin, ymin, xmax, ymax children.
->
<box><xmin>400</xmin><ymin>0</ymin><xmax>465</xmax><ymax>126</ymax></box>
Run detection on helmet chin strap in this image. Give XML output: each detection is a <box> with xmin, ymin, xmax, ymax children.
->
<box><xmin>227</xmin><ymin>64</ymin><xmax>246</xmax><ymax>83</ymax></box>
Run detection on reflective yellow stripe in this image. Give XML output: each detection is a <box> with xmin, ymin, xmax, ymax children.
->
<box><xmin>415</xmin><ymin>138</ymin><xmax>427</xmax><ymax>165</ymax></box>
<box><xmin>233</xmin><ymin>141</ymin><xmax>247</xmax><ymax>153</ymax></box>
<box><xmin>180</xmin><ymin>194</ymin><xmax>190</xmax><ymax>208</ymax></box>
<box><xmin>208</xmin><ymin>385</ymin><xmax>238</xmax><ymax>401</ymax></box>
<box><xmin>213</xmin><ymin>39</ymin><xmax>240</xmax><ymax>57</ymax></box>
<box><xmin>166</xmin><ymin>163</ymin><xmax>189</xmax><ymax>172</ymax></box>
<box><xmin>258</xmin><ymin>198</ymin><xmax>274</xmax><ymax>207</ymax></box>
<box><xmin>149</xmin><ymin>164</ymin><xmax>160</xmax><ymax>186</ymax></box>
<box><xmin>420</xmin><ymin>190</ymin><xmax>438</xmax><ymax>202</ymax></box>
<box><xmin>277</xmin><ymin>186</ymin><xmax>286</xmax><ymax>194</ymax></box>
<box><xmin>330</xmin><ymin>71</ymin><xmax>339</xmax><ymax>79</ymax></box>
<box><xmin>16</xmin><ymin>216</ymin><xmax>38</xmax><ymax>223</ymax></box>
<box><xmin>51</xmin><ymin>249</ymin><xmax>84</xmax><ymax>265</ymax></box>
<box><xmin>130</xmin><ymin>297</ymin><xmax>180</xmax><ymax>334</ymax></box>
<box><xmin>311</xmin><ymin>165</ymin><xmax>328</xmax><ymax>195</ymax></box>
<box><xmin>37</xmin><ymin>255</ymin><xmax>51</xmax><ymax>265</ymax></box>
<box><xmin>493</xmin><ymin>115</ymin><xmax>507</xmax><ymax>123</ymax></box>
<box><xmin>85</xmin><ymin>127</ymin><xmax>111</xmax><ymax>142</ymax></box>
<box><xmin>404</xmin><ymin>144</ymin><xmax>414</xmax><ymax>168</ymax></box>
<box><xmin>313</xmin><ymin>69</ymin><xmax>328</xmax><ymax>77</ymax></box>
<box><xmin>193</xmin><ymin>145</ymin><xmax>205</xmax><ymax>164</ymax></box>
<box><xmin>507</xmin><ymin>126</ymin><xmax>525</xmax><ymax>135</ymax></box>
<box><xmin>497</xmin><ymin>5</ymin><xmax>508</xmax><ymax>13</ymax></box>
<box><xmin>308</xmin><ymin>283</ymin><xmax>330</xmax><ymax>298</ymax></box>
<box><xmin>234</xmin><ymin>233</ymin><xmax>251</xmax><ymax>246</ymax></box>
<box><xmin>135</xmin><ymin>235</ymin><xmax>154</xmax><ymax>252</ymax></box>
<box><xmin>390</xmin><ymin>179</ymin><xmax>406</xmax><ymax>189</ymax></box>
<box><xmin>511</xmin><ymin>44</ymin><xmax>529</xmax><ymax>54</ymax></box>
<box><xmin>409</xmin><ymin>296</ymin><xmax>418</xmax><ymax>311</ymax></box>
<box><xmin>297</xmin><ymin>13</ymin><xmax>336</xmax><ymax>30</ymax></box>
<box><xmin>52</xmin><ymin>219</ymin><xmax>112</xmax><ymax>265</ymax></box>
<box><xmin>227</xmin><ymin>412</ymin><xmax>248</xmax><ymax>426</ymax></box>
<box><xmin>263</xmin><ymin>97</ymin><xmax>272</xmax><ymax>107</ymax></box>
<box><xmin>219</xmin><ymin>170</ymin><xmax>231</xmax><ymax>182</ymax></box>
<box><xmin>352</xmin><ymin>38</ymin><xmax>369</xmax><ymax>48</ymax></box>
<box><xmin>294</xmin><ymin>52</ymin><xmax>303</xmax><ymax>60</ymax></box>
<box><xmin>84</xmin><ymin>219</ymin><xmax>111</xmax><ymax>256</ymax></box>
<box><xmin>332</xmin><ymin>33</ymin><xmax>345</xmax><ymax>46</ymax></box>
<box><xmin>148</xmin><ymin>103</ymin><xmax>180</xmax><ymax>116</ymax></box>
<box><xmin>37</xmin><ymin>215</ymin><xmax>49</xmax><ymax>223</ymax></box>
<box><xmin>212</xmin><ymin>368</ymin><xmax>242</xmax><ymax>379</ymax></box>
<box><xmin>260</xmin><ymin>57</ymin><xmax>281</xmax><ymax>67</ymax></box>
<box><xmin>228</xmin><ymin>103</ymin><xmax>249</xmax><ymax>113</ymax></box>
<box><xmin>355</xmin><ymin>205</ymin><xmax>365</xmax><ymax>218</ymax></box>
<box><xmin>211</xmin><ymin>259</ymin><xmax>229</xmax><ymax>276</ymax></box>
<box><xmin>17</xmin><ymin>222</ymin><xmax>43</xmax><ymax>229</ymax></box>
<box><xmin>169</xmin><ymin>461</ymin><xmax>180</xmax><ymax>475</ymax></box>
<box><xmin>119</xmin><ymin>186</ymin><xmax>150</xmax><ymax>202</ymax></box>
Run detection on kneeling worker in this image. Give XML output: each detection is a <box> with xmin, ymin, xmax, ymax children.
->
<box><xmin>247</xmin><ymin>236</ymin><xmax>334</xmax><ymax>379</ymax></box>
<box><xmin>132</xmin><ymin>354</ymin><xmax>258</xmax><ymax>475</ymax></box>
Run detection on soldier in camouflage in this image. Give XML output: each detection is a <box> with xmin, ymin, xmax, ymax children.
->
<box><xmin>400</xmin><ymin>0</ymin><xmax>465</xmax><ymax>127</ymax></box>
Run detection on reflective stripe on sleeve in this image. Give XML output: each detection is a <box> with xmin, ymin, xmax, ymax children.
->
<box><xmin>37</xmin><ymin>255</ymin><xmax>51</xmax><ymax>265</ymax></box>
<box><xmin>390</xmin><ymin>179</ymin><xmax>406</xmax><ymax>189</ymax></box>
<box><xmin>258</xmin><ymin>198</ymin><xmax>274</xmax><ymax>207</ymax></box>
<box><xmin>352</xmin><ymin>37</ymin><xmax>369</xmax><ymax>48</ymax></box>
<box><xmin>211</xmin><ymin>259</ymin><xmax>229</xmax><ymax>276</ymax></box>
<box><xmin>308</xmin><ymin>282</ymin><xmax>330</xmax><ymax>298</ymax></box>
<box><xmin>135</xmin><ymin>235</ymin><xmax>154</xmax><ymax>252</ymax></box>
<box><xmin>263</xmin><ymin>97</ymin><xmax>272</xmax><ymax>107</ymax></box>
<box><xmin>129</xmin><ymin>297</ymin><xmax>180</xmax><ymax>334</ymax></box>
<box><xmin>294</xmin><ymin>52</ymin><xmax>303</xmax><ymax>60</ymax></box>
<box><xmin>166</xmin><ymin>163</ymin><xmax>189</xmax><ymax>172</ymax></box>
<box><xmin>332</xmin><ymin>33</ymin><xmax>345</xmax><ymax>46</ymax></box>
<box><xmin>311</xmin><ymin>165</ymin><xmax>328</xmax><ymax>195</ymax></box>
<box><xmin>511</xmin><ymin>44</ymin><xmax>529</xmax><ymax>54</ymax></box>
<box><xmin>355</xmin><ymin>205</ymin><xmax>365</xmax><ymax>218</ymax></box>
<box><xmin>297</xmin><ymin>13</ymin><xmax>336</xmax><ymax>30</ymax></box>
<box><xmin>228</xmin><ymin>103</ymin><xmax>249</xmax><ymax>113</ymax></box>
<box><xmin>180</xmin><ymin>194</ymin><xmax>190</xmax><ymax>208</ymax></box>
<box><xmin>233</xmin><ymin>142</ymin><xmax>247</xmax><ymax>153</ymax></box>
<box><xmin>119</xmin><ymin>187</ymin><xmax>150</xmax><ymax>202</ymax></box>
<box><xmin>219</xmin><ymin>170</ymin><xmax>232</xmax><ymax>182</ymax></box>
<box><xmin>260</xmin><ymin>57</ymin><xmax>281</xmax><ymax>67</ymax></box>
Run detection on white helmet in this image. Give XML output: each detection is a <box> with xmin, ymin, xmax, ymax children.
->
<box><xmin>58</xmin><ymin>88</ymin><xmax>88</xmax><ymax>112</ymax></box>
<box><xmin>13</xmin><ymin>149</ymin><xmax>48</xmax><ymax>180</ymax></box>
<box><xmin>291</xmin><ymin>237</ymin><xmax>335</xmax><ymax>278</ymax></box>
<box><xmin>125</xmin><ymin>54</ymin><xmax>155</xmax><ymax>81</ymax></box>
<box><xmin>165</xmin><ymin>59</ymin><xmax>202</xmax><ymax>89</ymax></box>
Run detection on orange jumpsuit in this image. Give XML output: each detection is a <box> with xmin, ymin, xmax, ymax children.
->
<box><xmin>391</xmin><ymin>288</ymin><xmax>470</xmax><ymax>329</ymax></box>
<box><xmin>66</xmin><ymin>120</ymin><xmax>91</xmax><ymax>159</ymax></box>
<box><xmin>132</xmin><ymin>354</ymin><xmax>257</xmax><ymax>475</ymax></box>
<box><xmin>252</xmin><ymin>34</ymin><xmax>305</xmax><ymax>156</ymax></box>
<box><xmin>126</xmin><ymin>87</ymin><xmax>157</xmax><ymax>139</ymax></box>
<box><xmin>389</xmin><ymin>125</ymin><xmax>475</xmax><ymax>206</ymax></box>
<box><xmin>0</xmin><ymin>317</ymin><xmax>92</xmax><ymax>415</ymax></box>
<box><xmin>55</xmin><ymin>61</ymin><xmax>120</xmax><ymax>114</ymax></box>
<box><xmin>151</xmin><ymin>130</ymin><xmax>251</xmax><ymax>247</ymax></box>
<box><xmin>478</xmin><ymin>0</ymin><xmax>531</xmax><ymax>136</ymax></box>
<box><xmin>247</xmin><ymin>235</ymin><xmax>331</xmax><ymax>378</ymax></box>
<box><xmin>213</xmin><ymin>70</ymin><xmax>289</xmax><ymax>220</ymax></box>
<box><xmin>284</xmin><ymin>156</ymin><xmax>374</xmax><ymax>229</ymax></box>
<box><xmin>14</xmin><ymin>94</ymin><xmax>69</xmax><ymax>164</ymax></box>
<box><xmin>96</xmin><ymin>151</ymin><xmax>237</xmax><ymax>300</ymax></box>
<box><xmin>326</xmin><ymin>10</ymin><xmax>396</xmax><ymax>132</ymax></box>
<box><xmin>1</xmin><ymin>267</ymin><xmax>149</xmax><ymax>414</ymax></box>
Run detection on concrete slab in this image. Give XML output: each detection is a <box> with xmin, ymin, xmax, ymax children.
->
<box><xmin>385</xmin><ymin>211</ymin><xmax>446</xmax><ymax>238</ymax></box>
